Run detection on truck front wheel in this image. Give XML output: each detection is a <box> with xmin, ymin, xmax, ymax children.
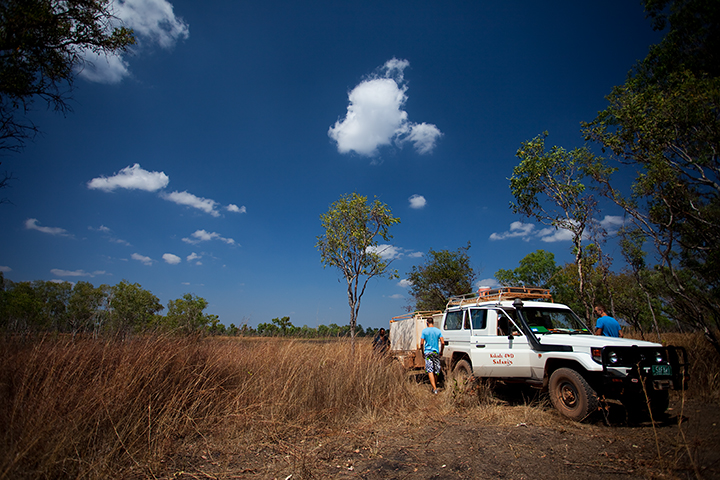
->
<box><xmin>548</xmin><ymin>368</ymin><xmax>599</xmax><ymax>421</ymax></box>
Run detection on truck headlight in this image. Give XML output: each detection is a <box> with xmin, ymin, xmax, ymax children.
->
<box><xmin>608</xmin><ymin>351</ymin><xmax>619</xmax><ymax>364</ymax></box>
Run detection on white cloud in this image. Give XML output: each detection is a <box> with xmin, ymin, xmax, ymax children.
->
<box><xmin>328</xmin><ymin>58</ymin><xmax>441</xmax><ymax>156</ymax></box>
<box><xmin>182</xmin><ymin>230</ymin><xmax>235</xmax><ymax>245</ymax></box>
<box><xmin>226</xmin><ymin>204</ymin><xmax>246</xmax><ymax>213</ymax></box>
<box><xmin>408</xmin><ymin>194</ymin><xmax>426</xmax><ymax>209</ymax></box>
<box><xmin>78</xmin><ymin>0</ymin><xmax>189</xmax><ymax>84</ymax></box>
<box><xmin>187</xmin><ymin>252</ymin><xmax>200</xmax><ymax>262</ymax></box>
<box><xmin>131</xmin><ymin>253</ymin><xmax>153</xmax><ymax>265</ymax></box>
<box><xmin>398</xmin><ymin>278</ymin><xmax>413</xmax><ymax>288</ymax></box>
<box><xmin>537</xmin><ymin>227</ymin><xmax>576</xmax><ymax>243</ymax></box>
<box><xmin>50</xmin><ymin>269</ymin><xmax>106</xmax><ymax>277</ymax></box>
<box><xmin>88</xmin><ymin>164</ymin><xmax>169</xmax><ymax>192</ymax></box>
<box><xmin>78</xmin><ymin>49</ymin><xmax>130</xmax><ymax>84</ymax></box>
<box><xmin>25</xmin><ymin>218</ymin><xmax>71</xmax><ymax>237</ymax></box>
<box><xmin>489</xmin><ymin>221</ymin><xmax>536</xmax><ymax>241</ymax></box>
<box><xmin>406</xmin><ymin>123</ymin><xmax>443</xmax><ymax>155</ymax></box>
<box><xmin>407</xmin><ymin>251</ymin><xmax>424</xmax><ymax>258</ymax></box>
<box><xmin>388</xmin><ymin>293</ymin><xmax>404</xmax><ymax>299</ymax></box>
<box><xmin>160</xmin><ymin>190</ymin><xmax>220</xmax><ymax>217</ymax></box>
<box><xmin>367</xmin><ymin>244</ymin><xmax>402</xmax><ymax>260</ymax></box>
<box><xmin>476</xmin><ymin>278</ymin><xmax>499</xmax><ymax>289</ymax></box>
<box><xmin>162</xmin><ymin>253</ymin><xmax>181</xmax><ymax>264</ymax></box>
<box><xmin>598</xmin><ymin>215</ymin><xmax>625</xmax><ymax>235</ymax></box>
<box><xmin>0</xmin><ymin>266</ymin><xmax>12</xmax><ymax>273</ymax></box>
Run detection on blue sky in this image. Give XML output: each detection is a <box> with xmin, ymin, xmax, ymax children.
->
<box><xmin>0</xmin><ymin>0</ymin><xmax>663</xmax><ymax>330</ymax></box>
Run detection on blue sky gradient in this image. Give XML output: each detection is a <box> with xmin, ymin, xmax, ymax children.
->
<box><xmin>1</xmin><ymin>0</ymin><xmax>663</xmax><ymax>329</ymax></box>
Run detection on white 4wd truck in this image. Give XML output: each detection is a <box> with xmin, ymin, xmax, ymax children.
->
<box><xmin>390</xmin><ymin>287</ymin><xmax>688</xmax><ymax>421</ymax></box>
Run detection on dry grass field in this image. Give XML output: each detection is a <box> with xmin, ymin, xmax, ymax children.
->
<box><xmin>1</xmin><ymin>333</ymin><xmax>718</xmax><ymax>479</ymax></box>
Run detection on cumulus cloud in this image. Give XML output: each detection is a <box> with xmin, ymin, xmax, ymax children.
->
<box><xmin>398</xmin><ymin>278</ymin><xmax>413</xmax><ymax>288</ymax></box>
<box><xmin>367</xmin><ymin>244</ymin><xmax>403</xmax><ymax>260</ymax></box>
<box><xmin>489</xmin><ymin>221</ymin><xmax>536</xmax><ymax>241</ymax></box>
<box><xmin>226</xmin><ymin>204</ymin><xmax>247</xmax><ymax>213</ymax></box>
<box><xmin>25</xmin><ymin>218</ymin><xmax>71</xmax><ymax>237</ymax></box>
<box><xmin>78</xmin><ymin>50</ymin><xmax>130</xmax><ymax>84</ymax></box>
<box><xmin>598</xmin><ymin>215</ymin><xmax>625</xmax><ymax>235</ymax></box>
<box><xmin>366</xmin><ymin>244</ymin><xmax>421</xmax><ymax>261</ymax></box>
<box><xmin>131</xmin><ymin>253</ymin><xmax>153</xmax><ymax>265</ymax></box>
<box><xmin>78</xmin><ymin>0</ymin><xmax>189</xmax><ymax>84</ymax></box>
<box><xmin>186</xmin><ymin>252</ymin><xmax>200</xmax><ymax>262</ymax></box>
<box><xmin>182</xmin><ymin>230</ymin><xmax>235</xmax><ymax>245</ymax></box>
<box><xmin>87</xmin><ymin>164</ymin><xmax>169</xmax><ymax>192</ymax></box>
<box><xmin>476</xmin><ymin>278</ymin><xmax>500</xmax><ymax>289</ymax></box>
<box><xmin>162</xmin><ymin>253</ymin><xmax>181</xmax><ymax>264</ymax></box>
<box><xmin>0</xmin><ymin>266</ymin><xmax>12</xmax><ymax>273</ymax></box>
<box><xmin>160</xmin><ymin>191</ymin><xmax>220</xmax><ymax>217</ymax></box>
<box><xmin>490</xmin><ymin>217</ymin><xmax>623</xmax><ymax>243</ymax></box>
<box><xmin>328</xmin><ymin>58</ymin><xmax>441</xmax><ymax>156</ymax></box>
<box><xmin>408</xmin><ymin>194</ymin><xmax>426</xmax><ymax>209</ymax></box>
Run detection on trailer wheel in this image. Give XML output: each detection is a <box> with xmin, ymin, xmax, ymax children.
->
<box><xmin>548</xmin><ymin>368</ymin><xmax>598</xmax><ymax>422</ymax></box>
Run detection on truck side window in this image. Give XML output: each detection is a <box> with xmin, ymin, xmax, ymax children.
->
<box><xmin>463</xmin><ymin>310</ymin><xmax>471</xmax><ymax>330</ymax></box>
<box><xmin>444</xmin><ymin>310</ymin><xmax>462</xmax><ymax>330</ymax></box>
<box><xmin>470</xmin><ymin>309</ymin><xmax>487</xmax><ymax>330</ymax></box>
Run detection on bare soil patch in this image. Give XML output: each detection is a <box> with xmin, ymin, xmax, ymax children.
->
<box><xmin>144</xmin><ymin>392</ymin><xmax>719</xmax><ymax>480</ymax></box>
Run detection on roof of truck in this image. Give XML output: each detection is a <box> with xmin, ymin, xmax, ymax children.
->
<box><xmin>447</xmin><ymin>286</ymin><xmax>554</xmax><ymax>308</ymax></box>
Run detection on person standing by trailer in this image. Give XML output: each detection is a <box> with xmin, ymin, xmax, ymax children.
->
<box><xmin>420</xmin><ymin>317</ymin><xmax>444</xmax><ymax>394</ymax></box>
<box><xmin>594</xmin><ymin>304</ymin><xmax>622</xmax><ymax>337</ymax></box>
<box><xmin>372</xmin><ymin>327</ymin><xmax>389</xmax><ymax>355</ymax></box>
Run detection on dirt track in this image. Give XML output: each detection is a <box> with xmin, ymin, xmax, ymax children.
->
<box><xmin>151</xmin><ymin>394</ymin><xmax>719</xmax><ymax>479</ymax></box>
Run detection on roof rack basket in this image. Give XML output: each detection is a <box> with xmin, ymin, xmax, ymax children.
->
<box><xmin>447</xmin><ymin>286</ymin><xmax>553</xmax><ymax>307</ymax></box>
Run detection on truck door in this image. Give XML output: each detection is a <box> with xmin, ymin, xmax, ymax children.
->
<box><xmin>473</xmin><ymin>309</ymin><xmax>535</xmax><ymax>379</ymax></box>
<box><xmin>441</xmin><ymin>308</ymin><xmax>470</xmax><ymax>355</ymax></box>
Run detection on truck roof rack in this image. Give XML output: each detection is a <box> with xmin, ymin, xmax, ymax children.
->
<box><xmin>446</xmin><ymin>286</ymin><xmax>553</xmax><ymax>307</ymax></box>
<box><xmin>390</xmin><ymin>310</ymin><xmax>443</xmax><ymax>322</ymax></box>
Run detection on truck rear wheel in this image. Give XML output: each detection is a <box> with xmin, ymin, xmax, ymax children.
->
<box><xmin>548</xmin><ymin>368</ymin><xmax>598</xmax><ymax>421</ymax></box>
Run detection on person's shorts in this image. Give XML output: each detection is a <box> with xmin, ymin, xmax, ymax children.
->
<box><xmin>425</xmin><ymin>352</ymin><xmax>441</xmax><ymax>374</ymax></box>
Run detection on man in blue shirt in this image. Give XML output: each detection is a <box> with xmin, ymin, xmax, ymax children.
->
<box><xmin>420</xmin><ymin>317</ymin><xmax>444</xmax><ymax>394</ymax></box>
<box><xmin>594</xmin><ymin>304</ymin><xmax>622</xmax><ymax>337</ymax></box>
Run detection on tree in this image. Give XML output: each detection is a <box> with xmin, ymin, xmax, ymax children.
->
<box><xmin>107</xmin><ymin>280</ymin><xmax>163</xmax><ymax>337</ymax></box>
<box><xmin>406</xmin><ymin>243</ymin><xmax>476</xmax><ymax>311</ymax></box>
<box><xmin>581</xmin><ymin>0</ymin><xmax>720</xmax><ymax>353</ymax></box>
<box><xmin>510</xmin><ymin>133</ymin><xmax>601</xmax><ymax>326</ymax></box>
<box><xmin>67</xmin><ymin>281</ymin><xmax>106</xmax><ymax>338</ymax></box>
<box><xmin>316</xmin><ymin>192</ymin><xmax>400</xmax><ymax>354</ymax></box>
<box><xmin>495</xmin><ymin>249</ymin><xmax>560</xmax><ymax>290</ymax></box>
<box><xmin>163</xmin><ymin>293</ymin><xmax>213</xmax><ymax>334</ymax></box>
<box><xmin>0</xmin><ymin>0</ymin><xmax>135</xmax><ymax>153</ymax></box>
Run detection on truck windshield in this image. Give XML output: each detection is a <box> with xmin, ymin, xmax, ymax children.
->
<box><xmin>521</xmin><ymin>307</ymin><xmax>590</xmax><ymax>334</ymax></box>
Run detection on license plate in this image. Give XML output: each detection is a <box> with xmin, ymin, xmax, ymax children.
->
<box><xmin>652</xmin><ymin>364</ymin><xmax>672</xmax><ymax>376</ymax></box>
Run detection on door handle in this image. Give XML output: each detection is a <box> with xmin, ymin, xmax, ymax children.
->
<box><xmin>475</xmin><ymin>345</ymin><xmax>485</xmax><ymax>348</ymax></box>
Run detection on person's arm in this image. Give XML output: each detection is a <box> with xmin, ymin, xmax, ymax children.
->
<box><xmin>420</xmin><ymin>338</ymin><xmax>425</xmax><ymax>354</ymax></box>
<box><xmin>439</xmin><ymin>335</ymin><xmax>444</xmax><ymax>355</ymax></box>
<box><xmin>595</xmin><ymin>328</ymin><xmax>602</xmax><ymax>336</ymax></box>
<box><xmin>618</xmin><ymin>328</ymin><xmax>623</xmax><ymax>338</ymax></box>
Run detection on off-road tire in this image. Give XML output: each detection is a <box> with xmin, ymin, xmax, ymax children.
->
<box><xmin>452</xmin><ymin>359</ymin><xmax>472</xmax><ymax>380</ymax></box>
<box><xmin>548</xmin><ymin>367</ymin><xmax>599</xmax><ymax>422</ymax></box>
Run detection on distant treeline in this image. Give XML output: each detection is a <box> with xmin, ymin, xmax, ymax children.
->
<box><xmin>0</xmin><ymin>274</ymin><xmax>379</xmax><ymax>338</ymax></box>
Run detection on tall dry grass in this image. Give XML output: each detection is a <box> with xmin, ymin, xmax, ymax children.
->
<box><xmin>2</xmin><ymin>332</ymin><xmax>718</xmax><ymax>478</ymax></box>
<box><xmin>0</xmin><ymin>335</ymin><xmax>419</xmax><ymax>479</ymax></box>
